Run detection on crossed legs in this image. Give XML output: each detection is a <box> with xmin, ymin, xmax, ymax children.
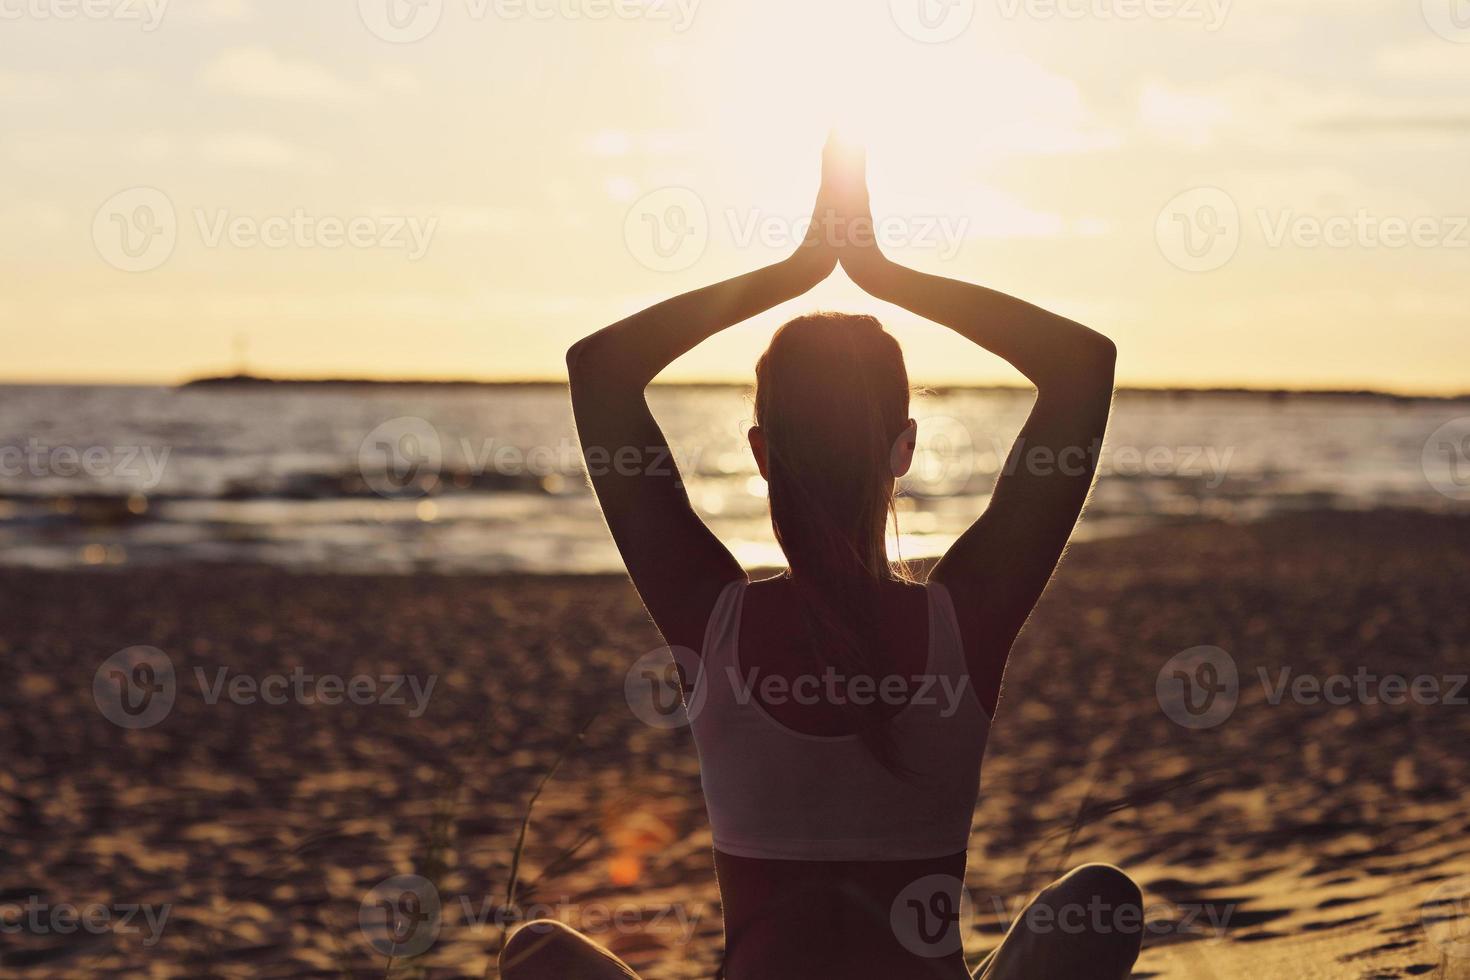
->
<box><xmin>498</xmin><ymin>864</ymin><xmax>1143</xmax><ymax>980</ymax></box>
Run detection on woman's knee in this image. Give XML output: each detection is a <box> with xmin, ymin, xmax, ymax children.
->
<box><xmin>498</xmin><ymin>919</ymin><xmax>579</xmax><ymax>978</ymax></box>
<box><xmin>1061</xmin><ymin>863</ymin><xmax>1142</xmax><ymax>909</ymax></box>
<box><xmin>1048</xmin><ymin>864</ymin><xmax>1144</xmax><ymax>965</ymax></box>
<box><xmin>499</xmin><ymin>919</ymin><xmax>638</xmax><ymax>980</ymax></box>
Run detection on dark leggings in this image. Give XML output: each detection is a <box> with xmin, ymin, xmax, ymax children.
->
<box><xmin>499</xmin><ymin>864</ymin><xmax>1144</xmax><ymax>980</ymax></box>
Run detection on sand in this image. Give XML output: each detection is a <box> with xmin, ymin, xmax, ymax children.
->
<box><xmin>2</xmin><ymin>509</ymin><xmax>1468</xmax><ymax>978</ymax></box>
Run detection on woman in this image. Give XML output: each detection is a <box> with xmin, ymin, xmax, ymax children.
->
<box><xmin>503</xmin><ymin>139</ymin><xmax>1139</xmax><ymax>979</ymax></box>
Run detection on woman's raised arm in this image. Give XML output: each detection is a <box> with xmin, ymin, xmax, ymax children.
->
<box><xmin>567</xmin><ymin>145</ymin><xmax>840</xmax><ymax>650</ymax></box>
<box><xmin>835</xmin><ymin>147</ymin><xmax>1116</xmax><ymax>715</ymax></box>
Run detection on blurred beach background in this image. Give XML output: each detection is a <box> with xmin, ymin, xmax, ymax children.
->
<box><xmin>2</xmin><ymin>382</ymin><xmax>1467</xmax><ymax>574</ymax></box>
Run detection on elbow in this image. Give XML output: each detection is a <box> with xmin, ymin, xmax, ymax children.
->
<box><xmin>565</xmin><ymin>336</ymin><xmax>598</xmax><ymax>386</ymax></box>
<box><xmin>566</xmin><ymin>334</ymin><xmax>639</xmax><ymax>402</ymax></box>
<box><xmin>1084</xmin><ymin>333</ymin><xmax>1117</xmax><ymax>382</ymax></box>
<box><xmin>1053</xmin><ymin>334</ymin><xmax>1115</xmax><ymax>402</ymax></box>
<box><xmin>565</xmin><ymin>336</ymin><xmax>588</xmax><ymax>373</ymax></box>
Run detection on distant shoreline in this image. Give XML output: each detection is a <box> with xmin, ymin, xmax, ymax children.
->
<box><xmin>170</xmin><ymin>374</ymin><xmax>1470</xmax><ymax>403</ymax></box>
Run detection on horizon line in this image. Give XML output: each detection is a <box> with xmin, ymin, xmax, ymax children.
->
<box><xmin>2</xmin><ymin>373</ymin><xmax>1467</xmax><ymax>401</ymax></box>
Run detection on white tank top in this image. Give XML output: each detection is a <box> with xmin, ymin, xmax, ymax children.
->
<box><xmin>689</xmin><ymin>579</ymin><xmax>989</xmax><ymax>862</ymax></box>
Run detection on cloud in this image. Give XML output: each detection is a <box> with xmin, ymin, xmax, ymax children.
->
<box><xmin>125</xmin><ymin>132</ymin><xmax>180</xmax><ymax>163</ymax></box>
<box><xmin>1307</xmin><ymin>116</ymin><xmax>1470</xmax><ymax>135</ymax></box>
<box><xmin>202</xmin><ymin>47</ymin><xmax>357</xmax><ymax>103</ymax></box>
<box><xmin>1375</xmin><ymin>39</ymin><xmax>1470</xmax><ymax>80</ymax></box>
<box><xmin>1135</xmin><ymin>73</ymin><xmax>1470</xmax><ymax>148</ymax></box>
<box><xmin>359</xmin><ymin>205</ymin><xmax>523</xmax><ymax>235</ymax></box>
<box><xmin>583</xmin><ymin>130</ymin><xmax>695</xmax><ymax>157</ymax></box>
<box><xmin>0</xmin><ymin>202</ymin><xmax>66</xmax><ymax>236</ymax></box>
<box><xmin>178</xmin><ymin>0</ymin><xmax>255</xmax><ymax>22</ymax></box>
<box><xmin>1137</xmin><ymin>83</ymin><xmax>1234</xmax><ymax>150</ymax></box>
<box><xmin>3</xmin><ymin>131</ymin><xmax>86</xmax><ymax>166</ymax></box>
<box><xmin>374</xmin><ymin>67</ymin><xmax>422</xmax><ymax>95</ymax></box>
<box><xmin>201</xmin><ymin>0</ymin><xmax>254</xmax><ymax>20</ymax></box>
<box><xmin>0</xmin><ymin>70</ymin><xmax>61</xmax><ymax>103</ymax></box>
<box><xmin>199</xmin><ymin>132</ymin><xmax>334</xmax><ymax>173</ymax></box>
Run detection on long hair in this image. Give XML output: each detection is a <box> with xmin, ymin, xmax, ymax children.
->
<box><xmin>753</xmin><ymin>312</ymin><xmax>913</xmax><ymax>766</ymax></box>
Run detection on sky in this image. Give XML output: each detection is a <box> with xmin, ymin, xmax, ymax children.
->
<box><xmin>1</xmin><ymin>0</ymin><xmax>1467</xmax><ymax>392</ymax></box>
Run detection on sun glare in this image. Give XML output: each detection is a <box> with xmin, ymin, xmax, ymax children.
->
<box><xmin>696</xmin><ymin>0</ymin><xmax>1093</xmax><ymax>253</ymax></box>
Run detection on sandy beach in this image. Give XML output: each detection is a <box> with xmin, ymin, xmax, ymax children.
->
<box><xmin>3</xmin><ymin>508</ymin><xmax>1468</xmax><ymax>978</ymax></box>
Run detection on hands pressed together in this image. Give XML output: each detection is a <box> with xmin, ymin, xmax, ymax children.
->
<box><xmin>787</xmin><ymin>133</ymin><xmax>892</xmax><ymax>295</ymax></box>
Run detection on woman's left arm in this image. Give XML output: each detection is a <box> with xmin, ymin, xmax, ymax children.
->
<box><xmin>568</xmin><ymin>159</ymin><xmax>837</xmax><ymax>649</ymax></box>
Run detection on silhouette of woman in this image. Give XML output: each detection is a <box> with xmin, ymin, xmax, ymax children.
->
<box><xmin>503</xmin><ymin>137</ymin><xmax>1140</xmax><ymax>980</ymax></box>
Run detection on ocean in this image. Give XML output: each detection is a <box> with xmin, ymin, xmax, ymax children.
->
<box><xmin>1</xmin><ymin>383</ymin><xmax>1466</xmax><ymax>574</ymax></box>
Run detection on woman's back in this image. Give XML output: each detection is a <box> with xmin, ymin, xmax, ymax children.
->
<box><xmin>691</xmin><ymin>577</ymin><xmax>987</xmax><ymax>861</ymax></box>
<box><xmin>694</xmin><ymin>576</ymin><xmax>987</xmax><ymax>978</ymax></box>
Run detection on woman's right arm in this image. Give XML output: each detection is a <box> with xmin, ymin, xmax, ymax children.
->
<box><xmin>839</xmin><ymin>153</ymin><xmax>1116</xmax><ymax>715</ymax></box>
